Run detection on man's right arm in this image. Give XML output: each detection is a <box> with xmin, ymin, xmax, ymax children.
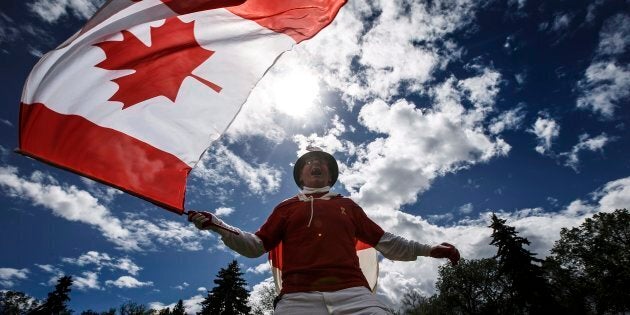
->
<box><xmin>188</xmin><ymin>211</ymin><xmax>266</xmax><ymax>258</ymax></box>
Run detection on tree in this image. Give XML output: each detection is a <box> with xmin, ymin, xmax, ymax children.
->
<box><xmin>546</xmin><ymin>209</ymin><xmax>630</xmax><ymax>314</ymax></box>
<box><xmin>0</xmin><ymin>290</ymin><xmax>40</xmax><ymax>315</ymax></box>
<box><xmin>172</xmin><ymin>299</ymin><xmax>185</xmax><ymax>315</ymax></box>
<box><xmin>248</xmin><ymin>278</ymin><xmax>276</xmax><ymax>315</ymax></box>
<box><xmin>199</xmin><ymin>260</ymin><xmax>251</xmax><ymax>315</ymax></box>
<box><xmin>30</xmin><ymin>275</ymin><xmax>73</xmax><ymax>315</ymax></box>
<box><xmin>434</xmin><ymin>258</ymin><xmax>510</xmax><ymax>315</ymax></box>
<box><xmin>399</xmin><ymin>290</ymin><xmax>444</xmax><ymax>315</ymax></box>
<box><xmin>489</xmin><ymin>214</ymin><xmax>556</xmax><ymax>314</ymax></box>
<box><xmin>118</xmin><ymin>301</ymin><xmax>151</xmax><ymax>315</ymax></box>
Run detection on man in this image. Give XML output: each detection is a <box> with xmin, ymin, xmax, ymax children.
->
<box><xmin>189</xmin><ymin>147</ymin><xmax>460</xmax><ymax>314</ymax></box>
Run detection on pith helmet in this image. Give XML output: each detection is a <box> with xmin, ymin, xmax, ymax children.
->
<box><xmin>293</xmin><ymin>146</ymin><xmax>339</xmax><ymax>188</ymax></box>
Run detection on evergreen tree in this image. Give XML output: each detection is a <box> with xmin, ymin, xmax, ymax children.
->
<box><xmin>199</xmin><ymin>260</ymin><xmax>251</xmax><ymax>315</ymax></box>
<box><xmin>0</xmin><ymin>290</ymin><xmax>40</xmax><ymax>315</ymax></box>
<box><xmin>172</xmin><ymin>299</ymin><xmax>185</xmax><ymax>315</ymax></box>
<box><xmin>546</xmin><ymin>209</ymin><xmax>630</xmax><ymax>314</ymax></box>
<box><xmin>489</xmin><ymin>214</ymin><xmax>555</xmax><ymax>314</ymax></box>
<box><xmin>30</xmin><ymin>275</ymin><xmax>73</xmax><ymax>315</ymax></box>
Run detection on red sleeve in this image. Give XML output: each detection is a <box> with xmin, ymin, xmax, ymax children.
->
<box><xmin>255</xmin><ymin>203</ymin><xmax>289</xmax><ymax>252</ymax></box>
<box><xmin>349</xmin><ymin>200</ymin><xmax>384</xmax><ymax>246</ymax></box>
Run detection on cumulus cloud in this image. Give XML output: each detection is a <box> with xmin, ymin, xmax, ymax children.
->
<box><xmin>0</xmin><ymin>166</ymin><xmax>212</xmax><ymax>251</ymax></box>
<box><xmin>576</xmin><ymin>14</ymin><xmax>630</xmax><ymax>118</ymax></box>
<box><xmin>192</xmin><ymin>144</ymin><xmax>282</xmax><ymax>196</ymax></box>
<box><xmin>246</xmin><ymin>263</ymin><xmax>271</xmax><ymax>275</ymax></box>
<box><xmin>0</xmin><ymin>268</ymin><xmax>29</xmax><ymax>287</ymax></box>
<box><xmin>296</xmin><ymin>0</ymin><xmax>479</xmax><ymax>103</ymax></box>
<box><xmin>561</xmin><ymin>133</ymin><xmax>612</xmax><ymax>171</ymax></box>
<box><xmin>337</xmin><ymin>71</ymin><xmax>508</xmax><ymax>211</ymax></box>
<box><xmin>27</xmin><ymin>0</ymin><xmax>104</xmax><ymax>23</ymax></box>
<box><xmin>372</xmin><ymin>175</ymin><xmax>630</xmax><ymax>307</ymax></box>
<box><xmin>105</xmin><ymin>275</ymin><xmax>153</xmax><ymax>288</ymax></box>
<box><xmin>0</xmin><ymin>166</ymin><xmax>139</xmax><ymax>250</ymax></box>
<box><xmin>530</xmin><ymin>116</ymin><xmax>560</xmax><ymax>154</ymax></box>
<box><xmin>214</xmin><ymin>207</ymin><xmax>235</xmax><ymax>217</ymax></box>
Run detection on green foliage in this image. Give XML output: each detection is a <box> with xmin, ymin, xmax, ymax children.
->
<box><xmin>435</xmin><ymin>258</ymin><xmax>510</xmax><ymax>315</ymax></box>
<box><xmin>546</xmin><ymin>209</ymin><xmax>630</xmax><ymax>314</ymax></box>
<box><xmin>488</xmin><ymin>214</ymin><xmax>555</xmax><ymax>314</ymax></box>
<box><xmin>199</xmin><ymin>260</ymin><xmax>251</xmax><ymax>315</ymax></box>
<box><xmin>0</xmin><ymin>290</ymin><xmax>41</xmax><ymax>315</ymax></box>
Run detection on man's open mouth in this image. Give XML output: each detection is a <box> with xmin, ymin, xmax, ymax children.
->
<box><xmin>311</xmin><ymin>168</ymin><xmax>322</xmax><ymax>176</ymax></box>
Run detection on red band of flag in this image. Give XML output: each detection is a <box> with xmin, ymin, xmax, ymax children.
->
<box><xmin>19</xmin><ymin>103</ymin><xmax>190</xmax><ymax>212</ymax></box>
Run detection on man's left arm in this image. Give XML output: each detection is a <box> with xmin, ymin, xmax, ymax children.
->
<box><xmin>375</xmin><ymin>232</ymin><xmax>460</xmax><ymax>265</ymax></box>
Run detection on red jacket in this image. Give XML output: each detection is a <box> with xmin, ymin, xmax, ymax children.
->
<box><xmin>255</xmin><ymin>193</ymin><xmax>384</xmax><ymax>294</ymax></box>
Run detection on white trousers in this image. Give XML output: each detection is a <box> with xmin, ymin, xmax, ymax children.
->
<box><xmin>274</xmin><ymin>286</ymin><xmax>389</xmax><ymax>315</ymax></box>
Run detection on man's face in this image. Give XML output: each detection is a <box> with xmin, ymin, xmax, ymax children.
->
<box><xmin>299</xmin><ymin>156</ymin><xmax>331</xmax><ymax>188</ymax></box>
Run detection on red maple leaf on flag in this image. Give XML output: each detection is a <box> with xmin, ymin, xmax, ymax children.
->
<box><xmin>95</xmin><ymin>17</ymin><xmax>221</xmax><ymax>109</ymax></box>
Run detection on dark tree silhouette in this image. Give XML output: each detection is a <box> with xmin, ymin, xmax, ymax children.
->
<box><xmin>199</xmin><ymin>260</ymin><xmax>251</xmax><ymax>315</ymax></box>
<box><xmin>489</xmin><ymin>214</ymin><xmax>556</xmax><ymax>314</ymax></box>
<box><xmin>30</xmin><ymin>275</ymin><xmax>73</xmax><ymax>315</ymax></box>
<box><xmin>172</xmin><ymin>299</ymin><xmax>185</xmax><ymax>315</ymax></box>
<box><xmin>0</xmin><ymin>290</ymin><xmax>40</xmax><ymax>315</ymax></box>
<box><xmin>546</xmin><ymin>208</ymin><xmax>630</xmax><ymax>314</ymax></box>
<box><xmin>118</xmin><ymin>301</ymin><xmax>150</xmax><ymax>315</ymax></box>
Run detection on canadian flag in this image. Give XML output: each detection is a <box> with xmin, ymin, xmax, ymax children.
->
<box><xmin>18</xmin><ymin>0</ymin><xmax>346</xmax><ymax>213</ymax></box>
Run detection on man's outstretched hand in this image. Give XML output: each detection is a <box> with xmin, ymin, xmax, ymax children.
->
<box><xmin>187</xmin><ymin>211</ymin><xmax>217</xmax><ymax>230</ymax></box>
<box><xmin>429</xmin><ymin>242</ymin><xmax>460</xmax><ymax>266</ymax></box>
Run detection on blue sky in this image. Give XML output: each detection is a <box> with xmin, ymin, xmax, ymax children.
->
<box><xmin>1</xmin><ymin>0</ymin><xmax>629</xmax><ymax>313</ymax></box>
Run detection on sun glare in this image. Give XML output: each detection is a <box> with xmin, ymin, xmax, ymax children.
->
<box><xmin>271</xmin><ymin>69</ymin><xmax>321</xmax><ymax>118</ymax></box>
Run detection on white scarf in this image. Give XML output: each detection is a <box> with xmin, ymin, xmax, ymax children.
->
<box><xmin>297</xmin><ymin>186</ymin><xmax>339</xmax><ymax>227</ymax></box>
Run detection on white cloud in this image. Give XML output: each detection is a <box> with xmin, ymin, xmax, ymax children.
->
<box><xmin>458</xmin><ymin>203</ymin><xmax>474</xmax><ymax>214</ymax></box>
<box><xmin>489</xmin><ymin>104</ymin><xmax>526</xmax><ymax>134</ymax></box>
<box><xmin>577</xmin><ymin>61</ymin><xmax>630</xmax><ymax>118</ymax></box>
<box><xmin>373</xmin><ymin>175</ymin><xmax>630</xmax><ymax>307</ymax></box>
<box><xmin>550</xmin><ymin>13</ymin><xmax>573</xmax><ymax>33</ymax></box>
<box><xmin>297</xmin><ymin>0</ymin><xmax>479</xmax><ymax>103</ymax></box>
<box><xmin>596</xmin><ymin>14</ymin><xmax>630</xmax><ymax>56</ymax></box>
<box><xmin>0</xmin><ymin>166</ymin><xmax>212</xmax><ymax>251</ymax></box>
<box><xmin>197</xmin><ymin>286</ymin><xmax>207</xmax><ymax>292</ymax></box>
<box><xmin>577</xmin><ymin>14</ymin><xmax>630</xmax><ymax>118</ymax></box>
<box><xmin>61</xmin><ymin>251</ymin><xmax>142</xmax><ymax>276</ymax></box>
<box><xmin>0</xmin><ymin>166</ymin><xmax>139</xmax><ymax>250</ymax></box>
<box><xmin>149</xmin><ymin>294</ymin><xmax>205</xmax><ymax>314</ymax></box>
<box><xmin>530</xmin><ymin>116</ymin><xmax>560</xmax><ymax>154</ymax></box>
<box><xmin>28</xmin><ymin>0</ymin><xmax>104</xmax><ymax>23</ymax></box>
<box><xmin>0</xmin><ymin>268</ymin><xmax>29</xmax><ymax>287</ymax></box>
<box><xmin>0</xmin><ymin>118</ymin><xmax>12</xmax><ymax>127</ymax></box>
<box><xmin>192</xmin><ymin>144</ymin><xmax>282</xmax><ymax>196</ymax></box>
<box><xmin>561</xmin><ymin>133</ymin><xmax>612</xmax><ymax>171</ymax></box>
<box><xmin>174</xmin><ymin>282</ymin><xmax>189</xmax><ymax>290</ymax></box>
<box><xmin>246</xmin><ymin>263</ymin><xmax>271</xmax><ymax>275</ymax></box>
<box><xmin>105</xmin><ymin>275</ymin><xmax>153</xmax><ymax>288</ymax></box>
<box><xmin>214</xmin><ymin>207</ymin><xmax>235</xmax><ymax>217</ymax></box>
<box><xmin>73</xmin><ymin>271</ymin><xmax>101</xmax><ymax>290</ymax></box>
<box><xmin>335</xmin><ymin>70</ymin><xmax>508</xmax><ymax>211</ymax></box>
